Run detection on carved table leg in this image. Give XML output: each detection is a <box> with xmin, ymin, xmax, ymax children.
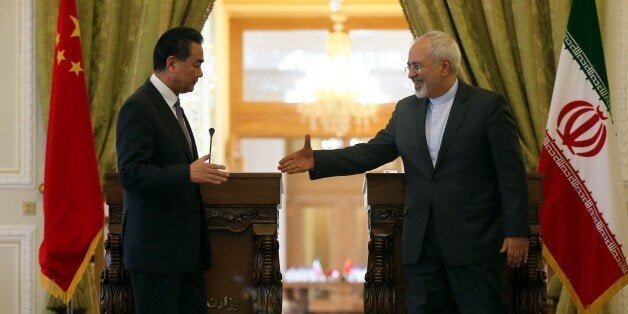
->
<box><xmin>364</xmin><ymin>226</ymin><xmax>395</xmax><ymax>313</ymax></box>
<box><xmin>513</xmin><ymin>234</ymin><xmax>547</xmax><ymax>313</ymax></box>
<box><xmin>252</xmin><ymin>224</ymin><xmax>282</xmax><ymax>313</ymax></box>
<box><xmin>100</xmin><ymin>233</ymin><xmax>133</xmax><ymax>313</ymax></box>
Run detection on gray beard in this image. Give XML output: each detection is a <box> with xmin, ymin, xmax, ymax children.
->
<box><xmin>415</xmin><ymin>85</ymin><xmax>427</xmax><ymax>98</ymax></box>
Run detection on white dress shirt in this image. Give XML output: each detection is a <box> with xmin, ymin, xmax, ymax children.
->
<box><xmin>425</xmin><ymin>79</ymin><xmax>459</xmax><ymax>166</ymax></box>
<box><xmin>149</xmin><ymin>74</ymin><xmax>179</xmax><ymax>117</ymax></box>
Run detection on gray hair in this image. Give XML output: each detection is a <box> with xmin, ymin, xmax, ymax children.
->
<box><xmin>416</xmin><ymin>30</ymin><xmax>461</xmax><ymax>74</ymax></box>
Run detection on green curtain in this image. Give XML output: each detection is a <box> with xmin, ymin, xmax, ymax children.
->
<box><xmin>398</xmin><ymin>0</ymin><xmax>574</xmax><ymax>171</ymax></box>
<box><xmin>36</xmin><ymin>0</ymin><xmax>216</xmax><ymax>311</ymax></box>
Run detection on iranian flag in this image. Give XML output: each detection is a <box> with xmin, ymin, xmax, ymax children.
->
<box><xmin>538</xmin><ymin>0</ymin><xmax>628</xmax><ymax>311</ymax></box>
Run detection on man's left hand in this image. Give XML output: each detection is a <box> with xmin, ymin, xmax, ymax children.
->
<box><xmin>500</xmin><ymin>237</ymin><xmax>529</xmax><ymax>267</ymax></box>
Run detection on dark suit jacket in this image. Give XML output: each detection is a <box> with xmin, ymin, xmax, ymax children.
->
<box><xmin>310</xmin><ymin>81</ymin><xmax>529</xmax><ymax>266</ymax></box>
<box><xmin>116</xmin><ymin>80</ymin><xmax>210</xmax><ymax>273</ymax></box>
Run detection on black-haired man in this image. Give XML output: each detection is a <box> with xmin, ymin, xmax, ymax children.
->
<box><xmin>117</xmin><ymin>27</ymin><xmax>229</xmax><ymax>313</ymax></box>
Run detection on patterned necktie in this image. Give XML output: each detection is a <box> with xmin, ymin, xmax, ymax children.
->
<box><xmin>174</xmin><ymin>100</ymin><xmax>193</xmax><ymax>155</ymax></box>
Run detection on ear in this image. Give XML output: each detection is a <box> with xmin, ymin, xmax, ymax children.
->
<box><xmin>166</xmin><ymin>56</ymin><xmax>177</xmax><ymax>71</ymax></box>
<box><xmin>441</xmin><ymin>59</ymin><xmax>451</xmax><ymax>76</ymax></box>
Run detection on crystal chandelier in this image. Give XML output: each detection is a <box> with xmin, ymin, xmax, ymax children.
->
<box><xmin>289</xmin><ymin>1</ymin><xmax>387</xmax><ymax>137</ymax></box>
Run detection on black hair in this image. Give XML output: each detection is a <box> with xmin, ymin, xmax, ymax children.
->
<box><xmin>153</xmin><ymin>27</ymin><xmax>203</xmax><ymax>72</ymax></box>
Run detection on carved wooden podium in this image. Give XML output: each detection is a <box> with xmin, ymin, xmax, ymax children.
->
<box><xmin>101</xmin><ymin>173</ymin><xmax>283</xmax><ymax>313</ymax></box>
<box><xmin>363</xmin><ymin>172</ymin><xmax>547</xmax><ymax>313</ymax></box>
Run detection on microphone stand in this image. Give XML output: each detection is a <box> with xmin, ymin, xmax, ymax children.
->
<box><xmin>208</xmin><ymin>128</ymin><xmax>215</xmax><ymax>163</ymax></box>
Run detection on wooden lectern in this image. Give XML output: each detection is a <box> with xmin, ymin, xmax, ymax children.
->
<box><xmin>100</xmin><ymin>173</ymin><xmax>283</xmax><ymax>313</ymax></box>
<box><xmin>363</xmin><ymin>172</ymin><xmax>547</xmax><ymax>313</ymax></box>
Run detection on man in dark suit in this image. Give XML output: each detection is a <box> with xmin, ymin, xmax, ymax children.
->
<box><xmin>278</xmin><ymin>30</ymin><xmax>529</xmax><ymax>313</ymax></box>
<box><xmin>117</xmin><ymin>27</ymin><xmax>229</xmax><ymax>313</ymax></box>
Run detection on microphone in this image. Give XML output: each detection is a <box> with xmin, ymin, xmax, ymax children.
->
<box><xmin>208</xmin><ymin>128</ymin><xmax>215</xmax><ymax>163</ymax></box>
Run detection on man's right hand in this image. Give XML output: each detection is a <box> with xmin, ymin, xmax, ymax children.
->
<box><xmin>278</xmin><ymin>134</ymin><xmax>314</xmax><ymax>174</ymax></box>
<box><xmin>190</xmin><ymin>154</ymin><xmax>229</xmax><ymax>184</ymax></box>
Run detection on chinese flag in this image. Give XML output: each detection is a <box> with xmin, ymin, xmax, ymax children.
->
<box><xmin>39</xmin><ymin>0</ymin><xmax>104</xmax><ymax>303</ymax></box>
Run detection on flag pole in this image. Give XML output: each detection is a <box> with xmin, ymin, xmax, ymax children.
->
<box><xmin>66</xmin><ymin>298</ymin><xmax>73</xmax><ymax>314</ymax></box>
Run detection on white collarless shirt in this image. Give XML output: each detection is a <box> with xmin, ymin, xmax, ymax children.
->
<box><xmin>425</xmin><ymin>79</ymin><xmax>459</xmax><ymax>166</ymax></box>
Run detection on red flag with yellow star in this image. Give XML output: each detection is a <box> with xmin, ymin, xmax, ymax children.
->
<box><xmin>39</xmin><ymin>0</ymin><xmax>104</xmax><ymax>303</ymax></box>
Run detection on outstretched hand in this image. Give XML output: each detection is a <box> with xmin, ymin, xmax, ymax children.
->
<box><xmin>278</xmin><ymin>134</ymin><xmax>315</xmax><ymax>174</ymax></box>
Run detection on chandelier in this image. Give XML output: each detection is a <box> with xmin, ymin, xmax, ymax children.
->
<box><xmin>288</xmin><ymin>1</ymin><xmax>387</xmax><ymax>137</ymax></box>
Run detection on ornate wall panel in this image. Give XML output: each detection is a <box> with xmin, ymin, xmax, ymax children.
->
<box><xmin>0</xmin><ymin>0</ymin><xmax>35</xmax><ymax>187</ymax></box>
<box><xmin>0</xmin><ymin>226</ymin><xmax>36</xmax><ymax>314</ymax></box>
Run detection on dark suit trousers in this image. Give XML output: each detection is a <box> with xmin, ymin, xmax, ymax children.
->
<box><xmin>404</xmin><ymin>209</ymin><xmax>509</xmax><ymax>314</ymax></box>
<box><xmin>130</xmin><ymin>270</ymin><xmax>206</xmax><ymax>314</ymax></box>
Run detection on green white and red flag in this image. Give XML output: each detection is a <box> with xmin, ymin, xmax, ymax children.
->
<box><xmin>538</xmin><ymin>0</ymin><xmax>628</xmax><ymax>311</ymax></box>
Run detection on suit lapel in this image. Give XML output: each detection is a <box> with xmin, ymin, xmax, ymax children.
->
<box><xmin>144</xmin><ymin>81</ymin><xmax>194</xmax><ymax>161</ymax></box>
<box><xmin>434</xmin><ymin>82</ymin><xmax>470</xmax><ymax>169</ymax></box>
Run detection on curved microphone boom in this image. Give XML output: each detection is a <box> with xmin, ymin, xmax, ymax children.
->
<box><xmin>208</xmin><ymin>128</ymin><xmax>215</xmax><ymax>163</ymax></box>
